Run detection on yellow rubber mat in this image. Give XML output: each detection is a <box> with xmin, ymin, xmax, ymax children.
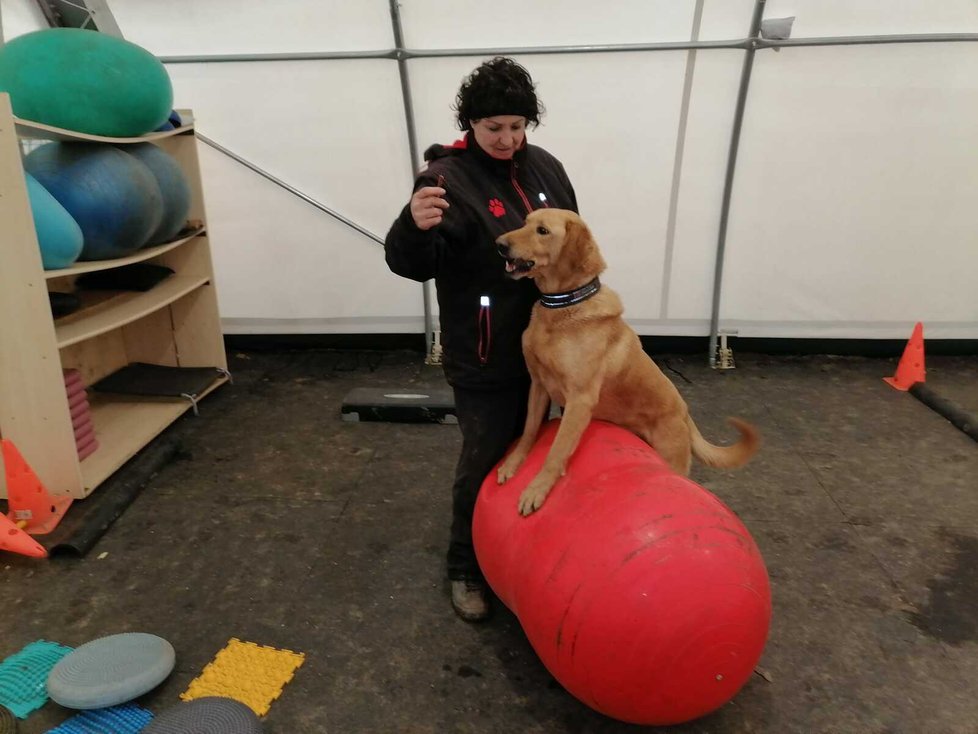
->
<box><xmin>180</xmin><ymin>638</ymin><xmax>304</xmax><ymax>716</ymax></box>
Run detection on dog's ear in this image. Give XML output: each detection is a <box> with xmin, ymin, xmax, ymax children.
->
<box><xmin>563</xmin><ymin>217</ymin><xmax>606</xmax><ymax>277</ymax></box>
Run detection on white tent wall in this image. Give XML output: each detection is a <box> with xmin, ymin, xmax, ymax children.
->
<box><xmin>763</xmin><ymin>0</ymin><xmax>978</xmax><ymax>37</ymax></box>
<box><xmin>0</xmin><ymin>0</ymin><xmax>45</xmax><ymax>37</ymax></box>
<box><xmin>723</xmin><ymin>41</ymin><xmax>978</xmax><ymax>339</ymax></box>
<box><xmin>161</xmin><ymin>59</ymin><xmax>420</xmax><ymax>334</ymax></box>
<box><xmin>2</xmin><ymin>0</ymin><xmax>975</xmax><ymax>344</ymax></box>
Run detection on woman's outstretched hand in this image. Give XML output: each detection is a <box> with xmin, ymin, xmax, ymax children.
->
<box><xmin>410</xmin><ymin>186</ymin><xmax>449</xmax><ymax>230</ymax></box>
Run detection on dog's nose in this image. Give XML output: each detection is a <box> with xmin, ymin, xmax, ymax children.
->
<box><xmin>496</xmin><ymin>241</ymin><xmax>511</xmax><ymax>258</ymax></box>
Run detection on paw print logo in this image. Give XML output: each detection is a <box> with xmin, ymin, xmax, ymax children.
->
<box><xmin>488</xmin><ymin>198</ymin><xmax>506</xmax><ymax>218</ymax></box>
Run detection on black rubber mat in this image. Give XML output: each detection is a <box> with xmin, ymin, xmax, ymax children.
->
<box><xmin>92</xmin><ymin>363</ymin><xmax>224</xmax><ymax>398</ymax></box>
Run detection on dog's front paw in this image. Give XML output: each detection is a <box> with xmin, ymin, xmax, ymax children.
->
<box><xmin>517</xmin><ymin>475</ymin><xmax>555</xmax><ymax>516</ymax></box>
<box><xmin>497</xmin><ymin>452</ymin><xmax>526</xmax><ymax>484</ymax></box>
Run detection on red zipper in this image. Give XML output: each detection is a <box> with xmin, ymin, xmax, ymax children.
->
<box><xmin>511</xmin><ymin>162</ymin><xmax>535</xmax><ymax>214</ymax></box>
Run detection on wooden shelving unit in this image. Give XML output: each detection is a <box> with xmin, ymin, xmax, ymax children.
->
<box><xmin>0</xmin><ymin>95</ymin><xmax>228</xmax><ymax>499</ymax></box>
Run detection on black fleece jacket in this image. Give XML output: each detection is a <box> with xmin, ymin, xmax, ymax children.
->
<box><xmin>385</xmin><ymin>134</ymin><xmax>578</xmax><ymax>390</ymax></box>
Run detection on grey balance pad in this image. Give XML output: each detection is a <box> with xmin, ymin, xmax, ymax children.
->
<box><xmin>341</xmin><ymin>387</ymin><xmax>456</xmax><ymax>424</ymax></box>
<box><xmin>46</xmin><ymin>633</ymin><xmax>175</xmax><ymax>709</ymax></box>
<box><xmin>143</xmin><ymin>697</ymin><xmax>262</xmax><ymax>733</ymax></box>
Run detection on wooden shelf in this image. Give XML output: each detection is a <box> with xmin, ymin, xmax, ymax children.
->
<box><xmin>14</xmin><ymin>113</ymin><xmax>194</xmax><ymax>144</ymax></box>
<box><xmin>1</xmin><ymin>93</ymin><xmax>226</xmax><ymax>500</ymax></box>
<box><xmin>79</xmin><ymin>376</ymin><xmax>228</xmax><ymax>495</ymax></box>
<box><xmin>55</xmin><ymin>275</ymin><xmax>212</xmax><ymax>349</ymax></box>
<box><xmin>44</xmin><ymin>227</ymin><xmax>206</xmax><ymax>279</ymax></box>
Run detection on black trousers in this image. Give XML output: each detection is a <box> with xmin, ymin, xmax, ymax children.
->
<box><xmin>447</xmin><ymin>382</ymin><xmax>530</xmax><ymax>581</ymax></box>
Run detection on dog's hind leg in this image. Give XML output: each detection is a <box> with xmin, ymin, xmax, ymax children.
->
<box><xmin>644</xmin><ymin>416</ymin><xmax>693</xmax><ymax>477</ymax></box>
<box><xmin>497</xmin><ymin>380</ymin><xmax>551</xmax><ymax>484</ymax></box>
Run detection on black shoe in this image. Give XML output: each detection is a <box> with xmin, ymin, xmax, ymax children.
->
<box><xmin>451</xmin><ymin>579</ymin><xmax>490</xmax><ymax>622</ymax></box>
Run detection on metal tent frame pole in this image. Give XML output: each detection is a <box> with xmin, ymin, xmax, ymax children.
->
<box><xmin>388</xmin><ymin>0</ymin><xmax>436</xmax><ymax>360</ymax></box>
<box><xmin>708</xmin><ymin>0</ymin><xmax>766</xmax><ymax>368</ymax></box>
<box><xmin>158</xmin><ymin>31</ymin><xmax>978</xmax><ymax>66</ymax></box>
<box><xmin>196</xmin><ymin>134</ymin><xmax>385</xmax><ymax>246</ymax></box>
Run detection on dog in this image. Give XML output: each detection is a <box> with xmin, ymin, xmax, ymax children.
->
<box><xmin>495</xmin><ymin>209</ymin><xmax>759</xmax><ymax>516</ymax></box>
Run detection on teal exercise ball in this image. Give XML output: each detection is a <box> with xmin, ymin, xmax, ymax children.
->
<box><xmin>0</xmin><ymin>28</ymin><xmax>172</xmax><ymax>137</ymax></box>
<box><xmin>24</xmin><ymin>172</ymin><xmax>84</xmax><ymax>270</ymax></box>
<box><xmin>123</xmin><ymin>143</ymin><xmax>191</xmax><ymax>245</ymax></box>
<box><xmin>24</xmin><ymin>143</ymin><xmax>164</xmax><ymax>260</ymax></box>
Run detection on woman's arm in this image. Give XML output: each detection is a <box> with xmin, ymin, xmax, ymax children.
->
<box><xmin>384</xmin><ymin>173</ymin><xmax>450</xmax><ymax>282</ymax></box>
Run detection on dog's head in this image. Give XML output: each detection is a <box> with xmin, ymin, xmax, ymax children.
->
<box><xmin>495</xmin><ymin>209</ymin><xmax>606</xmax><ymax>285</ymax></box>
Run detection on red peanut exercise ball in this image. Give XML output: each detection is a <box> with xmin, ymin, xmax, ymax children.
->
<box><xmin>473</xmin><ymin>419</ymin><xmax>771</xmax><ymax>726</ymax></box>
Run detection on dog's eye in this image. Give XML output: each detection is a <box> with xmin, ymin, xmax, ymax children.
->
<box><xmin>536</xmin><ymin>226</ymin><xmax>550</xmax><ymax>235</ymax></box>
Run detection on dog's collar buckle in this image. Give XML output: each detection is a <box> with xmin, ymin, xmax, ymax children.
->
<box><xmin>539</xmin><ymin>277</ymin><xmax>601</xmax><ymax>309</ymax></box>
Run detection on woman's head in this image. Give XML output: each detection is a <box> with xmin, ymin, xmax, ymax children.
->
<box><xmin>454</xmin><ymin>57</ymin><xmax>543</xmax><ymax>134</ymax></box>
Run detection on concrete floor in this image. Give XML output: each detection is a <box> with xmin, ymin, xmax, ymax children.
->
<box><xmin>2</xmin><ymin>348</ymin><xmax>977</xmax><ymax>733</ymax></box>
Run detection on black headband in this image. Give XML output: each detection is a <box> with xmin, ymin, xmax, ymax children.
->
<box><xmin>467</xmin><ymin>98</ymin><xmax>536</xmax><ymax>123</ymax></box>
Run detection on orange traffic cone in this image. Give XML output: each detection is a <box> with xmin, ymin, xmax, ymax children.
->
<box><xmin>884</xmin><ymin>322</ymin><xmax>926</xmax><ymax>391</ymax></box>
<box><xmin>2</xmin><ymin>439</ymin><xmax>72</xmax><ymax>534</ymax></box>
<box><xmin>0</xmin><ymin>512</ymin><xmax>47</xmax><ymax>558</ymax></box>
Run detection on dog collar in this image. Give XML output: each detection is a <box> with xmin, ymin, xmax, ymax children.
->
<box><xmin>539</xmin><ymin>277</ymin><xmax>601</xmax><ymax>309</ymax></box>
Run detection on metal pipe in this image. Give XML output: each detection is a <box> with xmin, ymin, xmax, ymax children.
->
<box><xmin>404</xmin><ymin>39</ymin><xmax>751</xmax><ymax>57</ymax></box>
<box><xmin>660</xmin><ymin>0</ymin><xmax>704</xmax><ymax>319</ymax></box>
<box><xmin>708</xmin><ymin>0</ymin><xmax>766</xmax><ymax>368</ymax></box>
<box><xmin>158</xmin><ymin>39</ymin><xmax>749</xmax><ymax>65</ymax></box>
<box><xmin>389</xmin><ymin>0</ymin><xmax>435</xmax><ymax>358</ymax></box>
<box><xmin>759</xmin><ymin>32</ymin><xmax>978</xmax><ymax>49</ymax></box>
<box><xmin>158</xmin><ymin>33</ymin><xmax>978</xmax><ymax>66</ymax></box>
<box><xmin>196</xmin><ymin>133</ymin><xmax>385</xmax><ymax>245</ymax></box>
<box><xmin>161</xmin><ymin>50</ymin><xmax>398</xmax><ymax>63</ymax></box>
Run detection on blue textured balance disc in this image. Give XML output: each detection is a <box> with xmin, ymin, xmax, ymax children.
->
<box><xmin>0</xmin><ymin>640</ymin><xmax>73</xmax><ymax>718</ymax></box>
<box><xmin>143</xmin><ymin>697</ymin><xmax>262</xmax><ymax>734</ymax></box>
<box><xmin>46</xmin><ymin>633</ymin><xmax>175</xmax><ymax>710</ymax></box>
<box><xmin>46</xmin><ymin>702</ymin><xmax>153</xmax><ymax>734</ymax></box>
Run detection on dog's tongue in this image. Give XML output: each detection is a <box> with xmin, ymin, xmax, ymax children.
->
<box><xmin>505</xmin><ymin>261</ymin><xmax>516</xmax><ymax>273</ymax></box>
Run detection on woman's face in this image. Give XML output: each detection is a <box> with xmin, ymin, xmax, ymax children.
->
<box><xmin>470</xmin><ymin>116</ymin><xmax>527</xmax><ymax>160</ymax></box>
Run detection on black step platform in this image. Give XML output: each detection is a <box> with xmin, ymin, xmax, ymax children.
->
<box><xmin>341</xmin><ymin>387</ymin><xmax>456</xmax><ymax>424</ymax></box>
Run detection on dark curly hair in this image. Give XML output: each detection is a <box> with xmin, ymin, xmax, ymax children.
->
<box><xmin>453</xmin><ymin>57</ymin><xmax>544</xmax><ymax>132</ymax></box>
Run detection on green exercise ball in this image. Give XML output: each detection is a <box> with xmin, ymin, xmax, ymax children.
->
<box><xmin>0</xmin><ymin>28</ymin><xmax>172</xmax><ymax>137</ymax></box>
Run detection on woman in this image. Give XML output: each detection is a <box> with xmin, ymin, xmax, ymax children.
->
<box><xmin>384</xmin><ymin>57</ymin><xmax>578</xmax><ymax>622</ymax></box>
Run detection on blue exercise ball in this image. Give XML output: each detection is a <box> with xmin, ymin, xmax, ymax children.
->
<box><xmin>24</xmin><ymin>171</ymin><xmax>83</xmax><ymax>269</ymax></box>
<box><xmin>123</xmin><ymin>143</ymin><xmax>191</xmax><ymax>245</ymax></box>
<box><xmin>23</xmin><ymin>143</ymin><xmax>163</xmax><ymax>260</ymax></box>
<box><xmin>153</xmin><ymin>110</ymin><xmax>183</xmax><ymax>132</ymax></box>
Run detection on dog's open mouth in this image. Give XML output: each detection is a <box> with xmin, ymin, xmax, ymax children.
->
<box><xmin>503</xmin><ymin>257</ymin><xmax>534</xmax><ymax>274</ymax></box>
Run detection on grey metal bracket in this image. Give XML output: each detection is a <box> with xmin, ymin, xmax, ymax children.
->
<box><xmin>179</xmin><ymin>392</ymin><xmax>200</xmax><ymax>416</ymax></box>
<box><xmin>33</xmin><ymin>0</ymin><xmax>123</xmax><ymax>36</ymax></box>
<box><xmin>715</xmin><ymin>332</ymin><xmax>737</xmax><ymax>370</ymax></box>
<box><xmin>425</xmin><ymin>331</ymin><xmax>443</xmax><ymax>366</ymax></box>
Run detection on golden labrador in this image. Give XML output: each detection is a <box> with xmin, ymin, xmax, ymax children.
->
<box><xmin>495</xmin><ymin>209</ymin><xmax>759</xmax><ymax>516</ymax></box>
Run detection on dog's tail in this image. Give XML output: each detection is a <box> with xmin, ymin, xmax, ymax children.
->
<box><xmin>687</xmin><ymin>416</ymin><xmax>760</xmax><ymax>469</ymax></box>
